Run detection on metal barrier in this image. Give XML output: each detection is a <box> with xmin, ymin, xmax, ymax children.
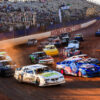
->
<box><xmin>0</xmin><ymin>17</ymin><xmax>99</xmax><ymax>41</ymax></box>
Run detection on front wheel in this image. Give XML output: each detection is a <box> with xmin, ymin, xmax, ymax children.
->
<box><xmin>78</xmin><ymin>71</ymin><xmax>82</xmax><ymax>77</ymax></box>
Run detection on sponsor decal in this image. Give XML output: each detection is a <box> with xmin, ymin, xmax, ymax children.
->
<box><xmin>41</xmin><ymin>72</ymin><xmax>58</xmax><ymax>77</ymax></box>
<box><xmin>51</xmin><ymin>25</ymin><xmax>81</xmax><ymax>36</ymax></box>
<box><xmin>65</xmin><ymin>67</ymin><xmax>71</xmax><ymax>73</ymax></box>
<box><xmin>0</xmin><ymin>52</ymin><xmax>6</xmax><ymax>55</ymax></box>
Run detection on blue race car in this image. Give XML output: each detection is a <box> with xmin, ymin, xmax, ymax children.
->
<box><xmin>56</xmin><ymin>60</ymin><xmax>100</xmax><ymax>77</ymax></box>
<box><xmin>95</xmin><ymin>29</ymin><xmax>100</xmax><ymax>36</ymax></box>
<box><xmin>74</xmin><ymin>33</ymin><xmax>84</xmax><ymax>41</ymax></box>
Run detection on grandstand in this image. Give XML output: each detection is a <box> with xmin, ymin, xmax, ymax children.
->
<box><xmin>0</xmin><ymin>0</ymin><xmax>100</xmax><ymax>36</ymax></box>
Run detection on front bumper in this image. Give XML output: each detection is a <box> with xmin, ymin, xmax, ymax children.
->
<box><xmin>40</xmin><ymin>80</ymin><xmax>66</xmax><ymax>87</ymax></box>
<box><xmin>85</xmin><ymin>72</ymin><xmax>100</xmax><ymax>77</ymax></box>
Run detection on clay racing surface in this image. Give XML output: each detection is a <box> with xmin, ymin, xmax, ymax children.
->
<box><xmin>0</xmin><ymin>20</ymin><xmax>100</xmax><ymax>100</ymax></box>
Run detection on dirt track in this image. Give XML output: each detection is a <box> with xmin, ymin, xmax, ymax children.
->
<box><xmin>0</xmin><ymin>20</ymin><xmax>100</xmax><ymax>100</ymax></box>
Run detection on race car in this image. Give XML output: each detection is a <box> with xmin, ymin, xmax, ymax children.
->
<box><xmin>95</xmin><ymin>29</ymin><xmax>100</xmax><ymax>36</ymax></box>
<box><xmin>48</xmin><ymin>36</ymin><xmax>58</xmax><ymax>42</ymax></box>
<box><xmin>27</xmin><ymin>39</ymin><xmax>38</xmax><ymax>46</ymax></box>
<box><xmin>56</xmin><ymin>60</ymin><xmax>100</xmax><ymax>77</ymax></box>
<box><xmin>0</xmin><ymin>51</ymin><xmax>7</xmax><ymax>55</ymax></box>
<box><xmin>61</xmin><ymin>47</ymin><xmax>81</xmax><ymax>58</ymax></box>
<box><xmin>60</xmin><ymin>36</ymin><xmax>69</xmax><ymax>46</ymax></box>
<box><xmin>0</xmin><ymin>60</ymin><xmax>16</xmax><ymax>69</ymax></box>
<box><xmin>29</xmin><ymin>52</ymin><xmax>54</xmax><ymax>64</ymax></box>
<box><xmin>0</xmin><ymin>62</ymin><xmax>14</xmax><ymax>77</ymax></box>
<box><xmin>37</xmin><ymin>41</ymin><xmax>49</xmax><ymax>51</ymax></box>
<box><xmin>43</xmin><ymin>45</ymin><xmax>59</xmax><ymax>56</ymax></box>
<box><xmin>52</xmin><ymin>38</ymin><xmax>62</xmax><ymax>48</ymax></box>
<box><xmin>68</xmin><ymin>40</ymin><xmax>80</xmax><ymax>49</ymax></box>
<box><xmin>74</xmin><ymin>33</ymin><xmax>84</xmax><ymax>41</ymax></box>
<box><xmin>59</xmin><ymin>33</ymin><xmax>69</xmax><ymax>45</ymax></box>
<box><xmin>14</xmin><ymin>64</ymin><xmax>65</xmax><ymax>87</ymax></box>
<box><xmin>65</xmin><ymin>54</ymin><xmax>100</xmax><ymax>65</ymax></box>
<box><xmin>0</xmin><ymin>54</ymin><xmax>12</xmax><ymax>61</ymax></box>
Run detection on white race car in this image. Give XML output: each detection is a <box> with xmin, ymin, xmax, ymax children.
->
<box><xmin>14</xmin><ymin>64</ymin><xmax>65</xmax><ymax>87</ymax></box>
<box><xmin>0</xmin><ymin>54</ymin><xmax>12</xmax><ymax>61</ymax></box>
<box><xmin>68</xmin><ymin>40</ymin><xmax>80</xmax><ymax>49</ymax></box>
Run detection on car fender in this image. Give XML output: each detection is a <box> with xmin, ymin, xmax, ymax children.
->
<box><xmin>79</xmin><ymin>68</ymin><xmax>86</xmax><ymax>76</ymax></box>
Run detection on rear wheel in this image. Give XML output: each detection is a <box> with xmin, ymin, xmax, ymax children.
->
<box><xmin>36</xmin><ymin>78</ymin><xmax>40</xmax><ymax>86</ymax></box>
<box><xmin>78</xmin><ymin>71</ymin><xmax>82</xmax><ymax>77</ymax></box>
<box><xmin>61</xmin><ymin>69</ymin><xmax>65</xmax><ymax>75</ymax></box>
<box><xmin>18</xmin><ymin>74</ymin><xmax>23</xmax><ymax>82</ymax></box>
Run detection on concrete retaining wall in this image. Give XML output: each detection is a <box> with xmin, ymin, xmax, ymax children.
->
<box><xmin>0</xmin><ymin>31</ymin><xmax>51</xmax><ymax>48</ymax></box>
<box><xmin>81</xmin><ymin>19</ymin><xmax>97</xmax><ymax>28</ymax></box>
<box><xmin>0</xmin><ymin>19</ymin><xmax>97</xmax><ymax>48</ymax></box>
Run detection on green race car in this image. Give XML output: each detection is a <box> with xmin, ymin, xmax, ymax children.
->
<box><xmin>29</xmin><ymin>52</ymin><xmax>54</xmax><ymax>65</ymax></box>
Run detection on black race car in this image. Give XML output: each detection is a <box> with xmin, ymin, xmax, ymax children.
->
<box><xmin>59</xmin><ymin>33</ymin><xmax>70</xmax><ymax>45</ymax></box>
<box><xmin>52</xmin><ymin>37</ymin><xmax>62</xmax><ymax>48</ymax></box>
<box><xmin>74</xmin><ymin>33</ymin><xmax>84</xmax><ymax>41</ymax></box>
<box><xmin>27</xmin><ymin>39</ymin><xmax>38</xmax><ymax>46</ymax></box>
<box><xmin>29</xmin><ymin>51</ymin><xmax>54</xmax><ymax>64</ymax></box>
<box><xmin>0</xmin><ymin>62</ymin><xmax>14</xmax><ymax>77</ymax></box>
<box><xmin>48</xmin><ymin>36</ymin><xmax>58</xmax><ymax>42</ymax></box>
<box><xmin>95</xmin><ymin>29</ymin><xmax>100</xmax><ymax>36</ymax></box>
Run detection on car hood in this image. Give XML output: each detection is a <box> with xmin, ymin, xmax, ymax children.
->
<box><xmin>39</xmin><ymin>71</ymin><xmax>62</xmax><ymax>79</ymax></box>
<box><xmin>39</xmin><ymin>58</ymin><xmax>53</xmax><ymax>61</ymax></box>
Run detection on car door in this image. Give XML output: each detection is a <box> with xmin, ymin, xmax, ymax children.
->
<box><xmin>64</xmin><ymin>62</ymin><xmax>72</xmax><ymax>74</ymax></box>
<box><xmin>70</xmin><ymin>62</ymin><xmax>78</xmax><ymax>75</ymax></box>
<box><xmin>0</xmin><ymin>56</ymin><xmax>5</xmax><ymax>60</ymax></box>
<box><xmin>23</xmin><ymin>69</ymin><xmax>35</xmax><ymax>83</ymax></box>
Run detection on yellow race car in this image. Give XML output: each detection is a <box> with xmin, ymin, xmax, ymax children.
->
<box><xmin>43</xmin><ymin>45</ymin><xmax>59</xmax><ymax>56</ymax></box>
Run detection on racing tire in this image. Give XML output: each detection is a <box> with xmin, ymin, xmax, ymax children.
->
<box><xmin>18</xmin><ymin>74</ymin><xmax>23</xmax><ymax>82</ymax></box>
<box><xmin>78</xmin><ymin>71</ymin><xmax>82</xmax><ymax>77</ymax></box>
<box><xmin>34</xmin><ymin>59</ymin><xmax>38</xmax><ymax>64</ymax></box>
<box><xmin>36</xmin><ymin>78</ymin><xmax>40</xmax><ymax>86</ymax></box>
<box><xmin>60</xmin><ymin>69</ymin><xmax>65</xmax><ymax>75</ymax></box>
<box><xmin>30</xmin><ymin>58</ymin><xmax>38</xmax><ymax>64</ymax></box>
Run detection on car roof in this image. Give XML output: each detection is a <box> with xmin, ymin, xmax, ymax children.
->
<box><xmin>0</xmin><ymin>60</ymin><xmax>11</xmax><ymax>62</ymax></box>
<box><xmin>23</xmin><ymin>64</ymin><xmax>48</xmax><ymax>70</ymax></box>
<box><xmin>72</xmin><ymin>54</ymin><xmax>87</xmax><ymax>57</ymax></box>
<box><xmin>65</xmin><ymin>47</ymin><xmax>75</xmax><ymax>49</ymax></box>
<box><xmin>32</xmin><ymin>51</ymin><xmax>44</xmax><ymax>54</ymax></box>
<box><xmin>75</xmin><ymin>33</ymin><xmax>82</xmax><ymax>35</ymax></box>
<box><xmin>65</xmin><ymin>54</ymin><xmax>87</xmax><ymax>59</ymax></box>
<box><xmin>80</xmin><ymin>64</ymin><xmax>94</xmax><ymax>68</ymax></box>
<box><xmin>65</xmin><ymin>57</ymin><xmax>82</xmax><ymax>61</ymax></box>
<box><xmin>69</xmin><ymin>40</ymin><xmax>78</xmax><ymax>42</ymax></box>
<box><xmin>45</xmin><ymin>45</ymin><xmax>55</xmax><ymax>48</ymax></box>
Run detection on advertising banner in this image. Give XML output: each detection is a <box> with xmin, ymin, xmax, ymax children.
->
<box><xmin>51</xmin><ymin>24</ymin><xmax>81</xmax><ymax>36</ymax></box>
